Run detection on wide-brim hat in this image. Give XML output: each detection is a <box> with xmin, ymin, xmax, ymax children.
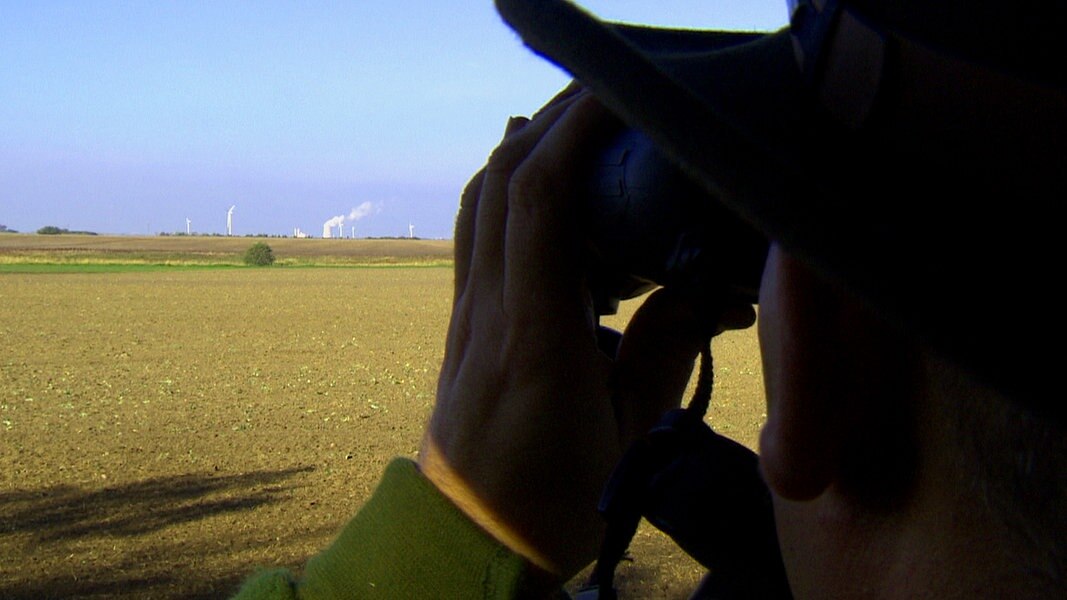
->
<box><xmin>496</xmin><ymin>0</ymin><xmax>1067</xmax><ymax>420</ymax></box>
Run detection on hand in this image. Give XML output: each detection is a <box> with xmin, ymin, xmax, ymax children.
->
<box><xmin>418</xmin><ymin>88</ymin><xmax>755</xmax><ymax>579</ymax></box>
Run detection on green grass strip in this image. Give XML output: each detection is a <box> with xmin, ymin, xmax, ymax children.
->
<box><xmin>0</xmin><ymin>263</ymin><xmax>241</xmax><ymax>274</ymax></box>
<box><xmin>0</xmin><ymin>261</ymin><xmax>454</xmax><ymax>274</ymax></box>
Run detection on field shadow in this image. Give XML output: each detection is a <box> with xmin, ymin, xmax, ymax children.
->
<box><xmin>0</xmin><ymin>467</ymin><xmax>312</xmax><ymax>541</ymax></box>
<box><xmin>0</xmin><ymin>466</ymin><xmax>315</xmax><ymax>599</ymax></box>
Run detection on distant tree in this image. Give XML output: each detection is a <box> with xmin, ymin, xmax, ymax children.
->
<box><xmin>0</xmin><ymin>224</ymin><xmax>15</xmax><ymax>233</ymax></box>
<box><xmin>243</xmin><ymin>242</ymin><xmax>276</xmax><ymax>266</ymax></box>
<box><xmin>35</xmin><ymin>225</ymin><xmax>96</xmax><ymax>235</ymax></box>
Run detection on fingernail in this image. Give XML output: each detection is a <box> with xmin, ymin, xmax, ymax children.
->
<box><xmin>504</xmin><ymin>115</ymin><xmax>529</xmax><ymax>136</ymax></box>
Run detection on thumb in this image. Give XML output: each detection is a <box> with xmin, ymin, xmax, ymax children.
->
<box><xmin>612</xmin><ymin>287</ymin><xmax>755</xmax><ymax>443</ymax></box>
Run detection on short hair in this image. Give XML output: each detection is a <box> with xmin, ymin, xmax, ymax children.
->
<box><xmin>926</xmin><ymin>349</ymin><xmax>1067</xmax><ymax>590</ymax></box>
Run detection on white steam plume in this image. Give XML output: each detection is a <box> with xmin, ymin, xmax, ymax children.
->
<box><xmin>322</xmin><ymin>215</ymin><xmax>345</xmax><ymax>238</ymax></box>
<box><xmin>348</xmin><ymin>201</ymin><xmax>379</xmax><ymax>222</ymax></box>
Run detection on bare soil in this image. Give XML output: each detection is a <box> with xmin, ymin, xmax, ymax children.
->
<box><xmin>0</xmin><ymin>237</ymin><xmax>766</xmax><ymax>599</ymax></box>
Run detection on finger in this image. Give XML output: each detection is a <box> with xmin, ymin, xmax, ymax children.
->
<box><xmin>453</xmin><ymin>167</ymin><xmax>484</xmax><ymax>301</ymax></box>
<box><xmin>717</xmin><ymin>301</ymin><xmax>757</xmax><ymax>333</ymax></box>
<box><xmin>504</xmin><ymin>94</ymin><xmax>622</xmax><ymax>309</ymax></box>
<box><xmin>454</xmin><ymin>117</ymin><xmax>532</xmax><ymax>298</ymax></box>
<box><xmin>530</xmin><ymin>80</ymin><xmax>585</xmax><ymax>120</ymax></box>
<box><xmin>611</xmin><ymin>288</ymin><xmax>720</xmax><ymax>442</ymax></box>
<box><xmin>504</xmin><ymin>115</ymin><xmax>531</xmax><ymax>137</ymax></box>
<box><xmin>467</xmin><ymin>94</ymin><xmax>585</xmax><ymax>288</ymax></box>
<box><xmin>443</xmin><ymin>106</ymin><xmax>578</xmax><ymax>394</ymax></box>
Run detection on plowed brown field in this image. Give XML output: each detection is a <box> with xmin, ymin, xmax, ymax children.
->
<box><xmin>0</xmin><ymin>236</ymin><xmax>766</xmax><ymax>599</ymax></box>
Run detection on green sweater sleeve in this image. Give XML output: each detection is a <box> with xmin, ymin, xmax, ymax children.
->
<box><xmin>232</xmin><ymin>458</ymin><xmax>556</xmax><ymax>599</ymax></box>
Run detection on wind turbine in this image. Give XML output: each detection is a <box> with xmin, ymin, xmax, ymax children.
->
<box><xmin>227</xmin><ymin>205</ymin><xmax>236</xmax><ymax>236</ymax></box>
<box><xmin>186</xmin><ymin>218</ymin><xmax>191</xmax><ymax>235</ymax></box>
<box><xmin>408</xmin><ymin>223</ymin><xmax>415</xmax><ymax>239</ymax></box>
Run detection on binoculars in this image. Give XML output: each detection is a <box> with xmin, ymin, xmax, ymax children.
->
<box><xmin>583</xmin><ymin>128</ymin><xmax>769</xmax><ymax>316</ymax></box>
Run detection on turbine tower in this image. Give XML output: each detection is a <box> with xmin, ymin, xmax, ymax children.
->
<box><xmin>227</xmin><ymin>205</ymin><xmax>236</xmax><ymax>236</ymax></box>
<box><xmin>408</xmin><ymin>223</ymin><xmax>415</xmax><ymax>239</ymax></box>
<box><xmin>186</xmin><ymin>218</ymin><xmax>191</xmax><ymax>235</ymax></box>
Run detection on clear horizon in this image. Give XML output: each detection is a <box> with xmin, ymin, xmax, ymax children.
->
<box><xmin>0</xmin><ymin>1</ymin><xmax>786</xmax><ymax>239</ymax></box>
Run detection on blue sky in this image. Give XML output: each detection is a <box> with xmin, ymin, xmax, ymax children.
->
<box><xmin>0</xmin><ymin>1</ymin><xmax>787</xmax><ymax>238</ymax></box>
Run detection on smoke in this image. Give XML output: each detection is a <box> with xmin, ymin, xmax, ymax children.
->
<box><xmin>321</xmin><ymin>203</ymin><xmax>380</xmax><ymax>238</ymax></box>
<box><xmin>348</xmin><ymin>201</ymin><xmax>378</xmax><ymax>222</ymax></box>
<box><xmin>322</xmin><ymin>215</ymin><xmax>345</xmax><ymax>238</ymax></box>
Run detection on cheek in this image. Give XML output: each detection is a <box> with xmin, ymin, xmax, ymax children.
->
<box><xmin>772</xmin><ymin>495</ymin><xmax>854</xmax><ymax>599</ymax></box>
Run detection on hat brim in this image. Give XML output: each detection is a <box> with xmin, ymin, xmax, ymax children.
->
<box><xmin>496</xmin><ymin>0</ymin><xmax>871</xmax><ymax>303</ymax></box>
<box><xmin>496</xmin><ymin>0</ymin><xmax>1067</xmax><ymax>417</ymax></box>
<box><xmin>495</xmin><ymin>0</ymin><xmax>895</xmax><ymax>324</ymax></box>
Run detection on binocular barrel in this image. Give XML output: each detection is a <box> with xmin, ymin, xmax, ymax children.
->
<box><xmin>583</xmin><ymin>129</ymin><xmax>768</xmax><ymax>315</ymax></box>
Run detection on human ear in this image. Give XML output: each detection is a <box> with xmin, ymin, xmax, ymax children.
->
<box><xmin>757</xmin><ymin>247</ymin><xmax>917</xmax><ymax>503</ymax></box>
